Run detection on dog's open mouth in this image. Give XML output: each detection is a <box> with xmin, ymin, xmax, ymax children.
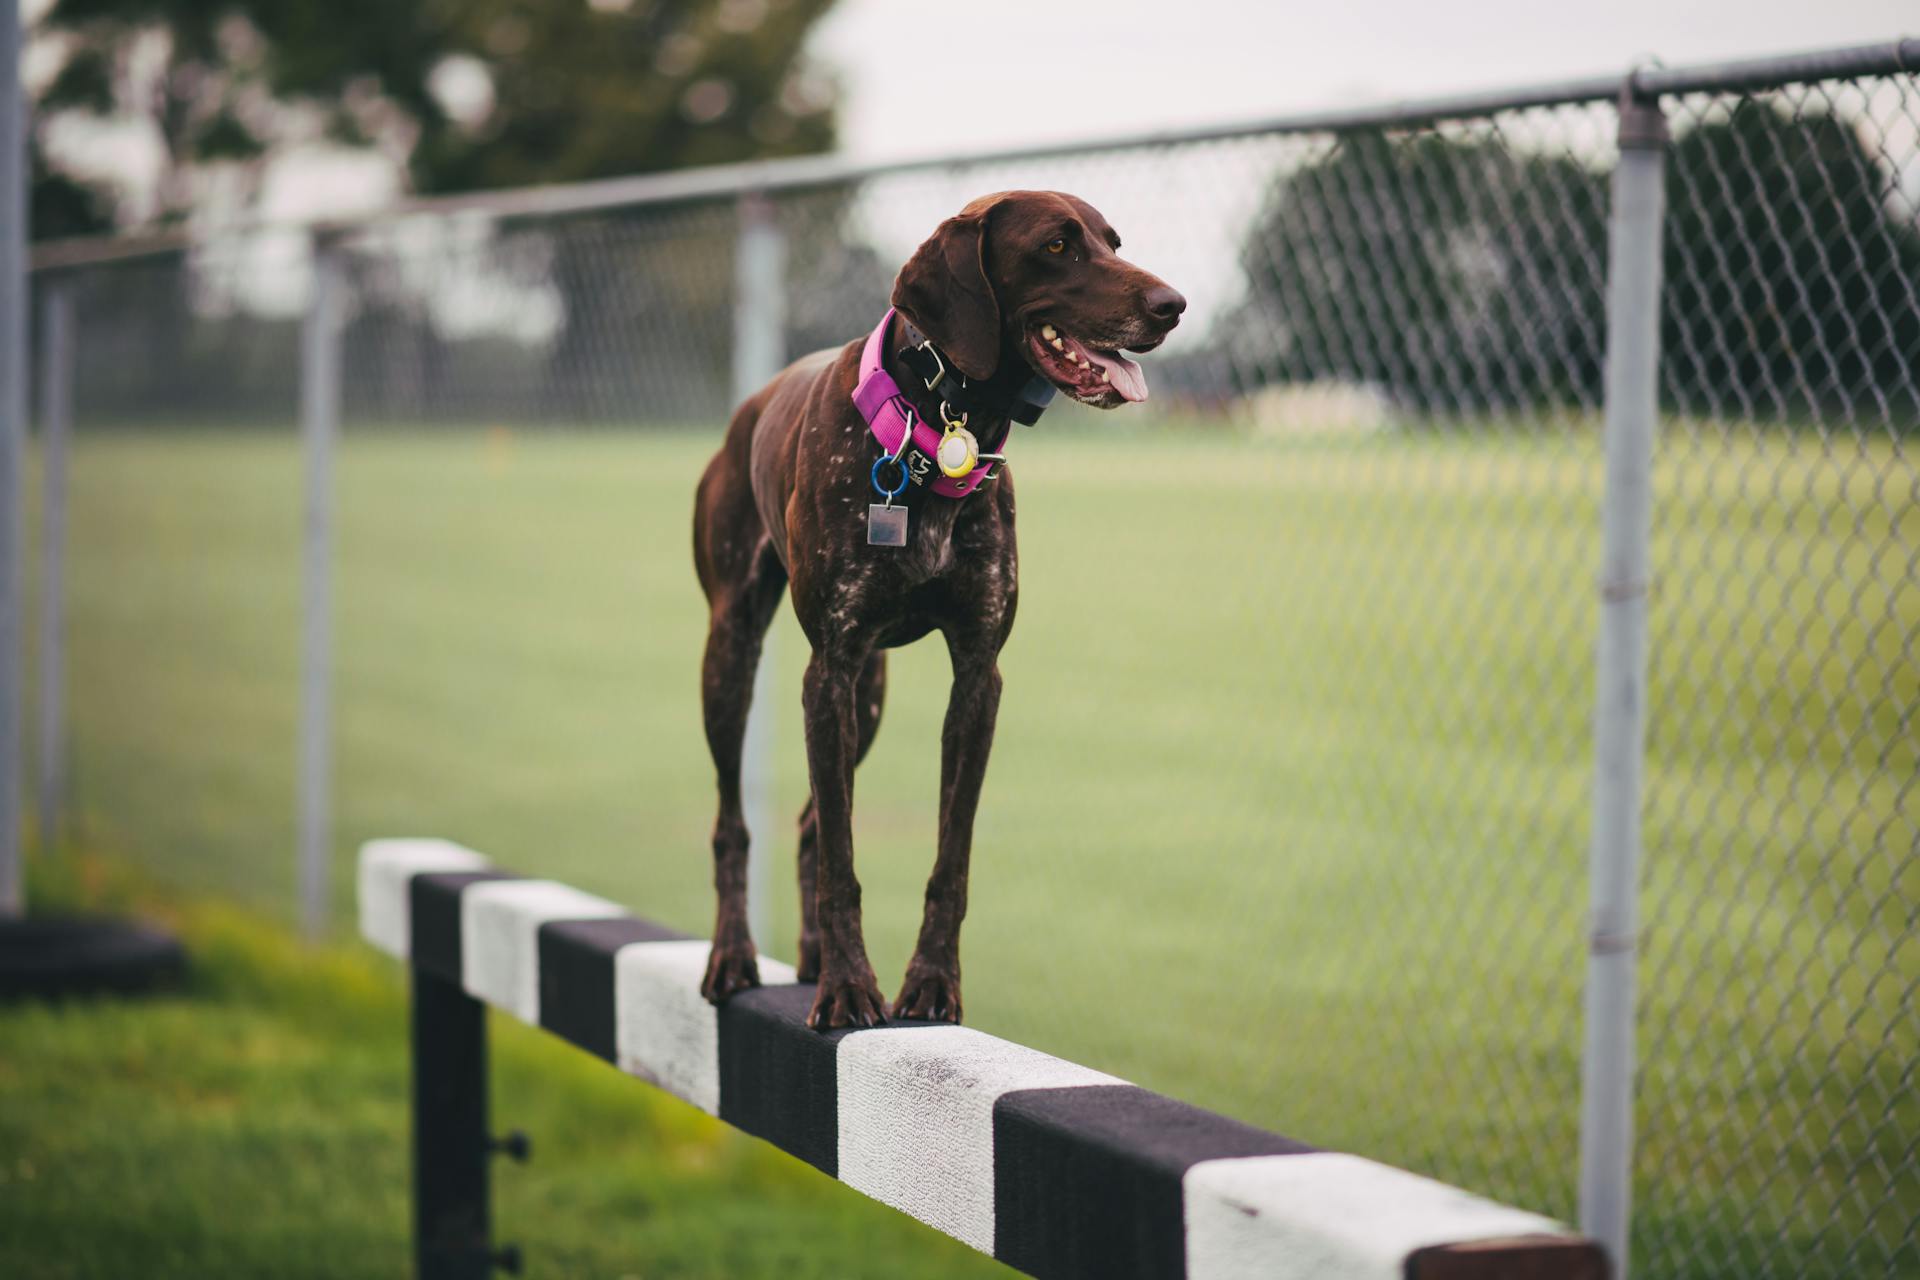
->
<box><xmin>1026</xmin><ymin>323</ymin><xmax>1149</xmax><ymax>407</ymax></box>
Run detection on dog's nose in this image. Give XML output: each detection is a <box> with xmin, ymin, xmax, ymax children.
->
<box><xmin>1144</xmin><ymin>284</ymin><xmax>1187</xmax><ymax>326</ymax></box>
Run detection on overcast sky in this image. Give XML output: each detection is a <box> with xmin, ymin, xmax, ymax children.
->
<box><xmin>809</xmin><ymin>0</ymin><xmax>1916</xmax><ymax>161</ymax></box>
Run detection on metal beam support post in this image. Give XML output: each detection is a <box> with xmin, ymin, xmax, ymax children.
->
<box><xmin>412</xmin><ymin>966</ymin><xmax>495</xmax><ymax>1280</ymax></box>
<box><xmin>732</xmin><ymin>191</ymin><xmax>786</xmax><ymax>945</ymax></box>
<box><xmin>1579</xmin><ymin>86</ymin><xmax>1668</xmax><ymax>1280</ymax></box>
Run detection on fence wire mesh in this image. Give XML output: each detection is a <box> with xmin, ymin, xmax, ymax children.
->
<box><xmin>21</xmin><ymin>54</ymin><xmax>1918</xmax><ymax>1280</ymax></box>
<box><xmin>1637</xmin><ymin>73</ymin><xmax>1919</xmax><ymax>1280</ymax></box>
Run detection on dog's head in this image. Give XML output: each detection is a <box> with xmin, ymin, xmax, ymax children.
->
<box><xmin>892</xmin><ymin>190</ymin><xmax>1185</xmax><ymax>408</ymax></box>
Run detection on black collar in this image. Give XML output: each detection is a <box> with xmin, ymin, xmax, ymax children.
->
<box><xmin>895</xmin><ymin>318</ymin><xmax>1056</xmax><ymax>428</ymax></box>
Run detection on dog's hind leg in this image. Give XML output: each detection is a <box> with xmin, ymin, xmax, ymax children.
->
<box><xmin>795</xmin><ymin>651</ymin><xmax>886</xmax><ymax>980</ymax></box>
<box><xmin>694</xmin><ymin>429</ymin><xmax>788</xmax><ymax>1003</ymax></box>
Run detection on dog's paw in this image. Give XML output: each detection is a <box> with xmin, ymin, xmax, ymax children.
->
<box><xmin>795</xmin><ymin>932</ymin><xmax>822</xmax><ymax>983</ymax></box>
<box><xmin>894</xmin><ymin>964</ymin><xmax>963</xmax><ymax>1024</ymax></box>
<box><xmin>807</xmin><ymin>970</ymin><xmax>889</xmax><ymax>1031</ymax></box>
<box><xmin>700</xmin><ymin>944</ymin><xmax>761</xmax><ymax>1005</ymax></box>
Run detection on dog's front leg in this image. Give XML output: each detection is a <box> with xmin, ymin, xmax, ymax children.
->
<box><xmin>895</xmin><ymin>648</ymin><xmax>1002</xmax><ymax>1023</ymax></box>
<box><xmin>802</xmin><ymin>650</ymin><xmax>890</xmax><ymax>1030</ymax></box>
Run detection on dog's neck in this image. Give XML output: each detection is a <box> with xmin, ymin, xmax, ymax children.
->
<box><xmin>883</xmin><ymin>314</ymin><xmax>1052</xmax><ymax>439</ymax></box>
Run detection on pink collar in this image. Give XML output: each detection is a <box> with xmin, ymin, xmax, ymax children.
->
<box><xmin>851</xmin><ymin>309</ymin><xmax>1001</xmax><ymax>499</ymax></box>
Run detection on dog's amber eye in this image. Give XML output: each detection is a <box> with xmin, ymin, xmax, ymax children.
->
<box><xmin>1045</xmin><ymin>238</ymin><xmax>1066</xmax><ymax>254</ymax></box>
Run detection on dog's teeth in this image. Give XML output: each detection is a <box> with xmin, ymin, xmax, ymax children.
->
<box><xmin>1050</xmin><ymin>337</ymin><xmax>1064</xmax><ymax>350</ymax></box>
<box><xmin>1100</xmin><ymin>368</ymin><xmax>1110</xmax><ymax>381</ymax></box>
<box><xmin>1041</xmin><ymin>324</ymin><xmax>1056</xmax><ymax>339</ymax></box>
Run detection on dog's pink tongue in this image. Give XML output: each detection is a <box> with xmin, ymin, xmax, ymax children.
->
<box><xmin>1086</xmin><ymin>349</ymin><xmax>1149</xmax><ymax>402</ymax></box>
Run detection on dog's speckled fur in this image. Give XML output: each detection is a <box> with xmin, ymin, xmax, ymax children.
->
<box><xmin>693</xmin><ymin>191</ymin><xmax>1184</xmax><ymax>1029</ymax></box>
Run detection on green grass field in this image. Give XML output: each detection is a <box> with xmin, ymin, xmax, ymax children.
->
<box><xmin>0</xmin><ymin>860</ymin><xmax>1007</xmax><ymax>1279</ymax></box>
<box><xmin>10</xmin><ymin>419</ymin><xmax>1915</xmax><ymax>1277</ymax></box>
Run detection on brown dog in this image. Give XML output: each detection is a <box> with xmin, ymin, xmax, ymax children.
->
<box><xmin>693</xmin><ymin>190</ymin><xmax>1184</xmax><ymax>1029</ymax></box>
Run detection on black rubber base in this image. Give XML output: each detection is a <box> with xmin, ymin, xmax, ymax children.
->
<box><xmin>0</xmin><ymin>916</ymin><xmax>187</xmax><ymax>1001</ymax></box>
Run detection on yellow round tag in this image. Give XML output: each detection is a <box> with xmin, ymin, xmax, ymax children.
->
<box><xmin>937</xmin><ymin>428</ymin><xmax>979</xmax><ymax>478</ymax></box>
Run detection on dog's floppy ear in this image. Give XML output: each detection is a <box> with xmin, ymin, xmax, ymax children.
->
<box><xmin>892</xmin><ymin>201</ymin><xmax>1003</xmax><ymax>382</ymax></box>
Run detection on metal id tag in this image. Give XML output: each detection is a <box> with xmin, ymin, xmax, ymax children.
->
<box><xmin>867</xmin><ymin>503</ymin><xmax>908</xmax><ymax>547</ymax></box>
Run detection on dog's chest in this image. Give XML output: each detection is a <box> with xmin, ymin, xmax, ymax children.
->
<box><xmin>890</xmin><ymin>504</ymin><xmax>962</xmax><ymax>582</ymax></box>
<box><xmin>822</xmin><ymin>496</ymin><xmax>1015</xmax><ymax>639</ymax></box>
<box><xmin>880</xmin><ymin>490</ymin><xmax>1018</xmax><ymax>589</ymax></box>
<box><xmin>800</xmin><ymin>449</ymin><xmax>1016</xmax><ymax>645</ymax></box>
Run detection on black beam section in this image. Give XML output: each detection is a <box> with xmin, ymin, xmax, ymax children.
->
<box><xmin>537</xmin><ymin>916</ymin><xmax>692</xmax><ymax>1062</ymax></box>
<box><xmin>410</xmin><ymin>871</ymin><xmax>522</xmax><ymax>985</ymax></box>
<box><xmin>716</xmin><ymin>983</ymin><xmax>844</xmax><ymax>1176</ymax></box>
<box><xmin>993</xmin><ymin>1084</ymin><xmax>1316</xmax><ymax>1279</ymax></box>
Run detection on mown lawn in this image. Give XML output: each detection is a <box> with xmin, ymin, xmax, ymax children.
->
<box><xmin>12</xmin><ymin>419</ymin><xmax>1915</xmax><ymax>1278</ymax></box>
<box><xmin>0</xmin><ymin>860</ymin><xmax>1010</xmax><ymax>1280</ymax></box>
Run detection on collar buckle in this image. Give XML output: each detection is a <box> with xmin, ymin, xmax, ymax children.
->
<box><xmin>916</xmin><ymin>340</ymin><xmax>948</xmax><ymax>394</ymax></box>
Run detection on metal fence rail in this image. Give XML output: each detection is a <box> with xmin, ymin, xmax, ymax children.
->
<box><xmin>16</xmin><ymin>37</ymin><xmax>1919</xmax><ymax>1280</ymax></box>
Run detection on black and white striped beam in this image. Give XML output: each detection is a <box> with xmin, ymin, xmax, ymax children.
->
<box><xmin>360</xmin><ymin>839</ymin><xmax>1607</xmax><ymax>1280</ymax></box>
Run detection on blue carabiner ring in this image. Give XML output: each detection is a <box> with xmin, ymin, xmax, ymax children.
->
<box><xmin>871</xmin><ymin>453</ymin><xmax>909</xmax><ymax>500</ymax></box>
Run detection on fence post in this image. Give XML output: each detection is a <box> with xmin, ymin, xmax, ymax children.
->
<box><xmin>732</xmin><ymin>191</ymin><xmax>786</xmax><ymax>945</ymax></box>
<box><xmin>1579</xmin><ymin>83</ymin><xmax>1667</xmax><ymax>1280</ymax></box>
<box><xmin>0</xmin><ymin>0</ymin><xmax>25</xmax><ymax>917</ymax></box>
<box><xmin>36</xmin><ymin>279</ymin><xmax>72</xmax><ymax>852</ymax></box>
<box><xmin>299</xmin><ymin>235</ymin><xmax>344</xmax><ymax>939</ymax></box>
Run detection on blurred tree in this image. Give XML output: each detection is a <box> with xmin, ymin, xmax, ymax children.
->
<box><xmin>412</xmin><ymin>0</ymin><xmax>839</xmax><ymax>191</ymax></box>
<box><xmin>29</xmin><ymin>135</ymin><xmax>114</xmax><ymax>239</ymax></box>
<box><xmin>1661</xmin><ymin>100</ymin><xmax>1920</xmax><ymax>424</ymax></box>
<box><xmin>1228</xmin><ymin>130</ymin><xmax>1610</xmax><ymax>418</ymax></box>
<box><xmin>1229</xmin><ymin>106</ymin><xmax>1920</xmax><ymax>424</ymax></box>
<box><xmin>27</xmin><ymin>0</ymin><xmax>841</xmax><ymax>236</ymax></box>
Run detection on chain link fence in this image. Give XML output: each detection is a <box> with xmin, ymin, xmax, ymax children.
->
<box><xmin>1638</xmin><ymin>70</ymin><xmax>1918</xmax><ymax>1280</ymax></box>
<box><xmin>19</xmin><ymin>41</ymin><xmax>1918</xmax><ymax>1280</ymax></box>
